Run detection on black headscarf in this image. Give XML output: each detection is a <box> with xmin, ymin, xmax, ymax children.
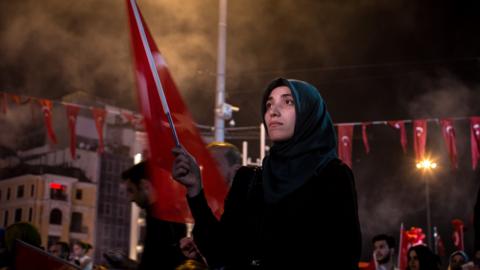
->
<box><xmin>408</xmin><ymin>245</ymin><xmax>440</xmax><ymax>270</ymax></box>
<box><xmin>261</xmin><ymin>78</ymin><xmax>337</xmax><ymax>204</ymax></box>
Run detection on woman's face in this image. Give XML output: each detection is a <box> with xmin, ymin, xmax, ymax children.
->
<box><xmin>73</xmin><ymin>244</ymin><xmax>85</xmax><ymax>256</ymax></box>
<box><xmin>408</xmin><ymin>250</ymin><xmax>420</xmax><ymax>270</ymax></box>
<box><xmin>264</xmin><ymin>86</ymin><xmax>296</xmax><ymax>142</ymax></box>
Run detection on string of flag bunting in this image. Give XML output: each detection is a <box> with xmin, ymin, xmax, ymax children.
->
<box><xmin>0</xmin><ymin>91</ymin><xmax>143</xmax><ymax>158</ymax></box>
<box><xmin>1</xmin><ymin>91</ymin><xmax>479</xmax><ymax>170</ymax></box>
<box><xmin>335</xmin><ymin>116</ymin><xmax>480</xmax><ymax>170</ymax></box>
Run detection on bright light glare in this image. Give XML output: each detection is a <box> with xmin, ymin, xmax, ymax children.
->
<box><xmin>416</xmin><ymin>159</ymin><xmax>438</xmax><ymax>170</ymax></box>
<box><xmin>134</xmin><ymin>153</ymin><xmax>142</xmax><ymax>164</ymax></box>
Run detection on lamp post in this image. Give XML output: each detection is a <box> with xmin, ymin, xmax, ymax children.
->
<box><xmin>416</xmin><ymin>159</ymin><xmax>437</xmax><ymax>248</ymax></box>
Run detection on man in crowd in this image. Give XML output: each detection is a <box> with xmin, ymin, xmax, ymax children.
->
<box><xmin>205</xmin><ymin>142</ymin><xmax>242</xmax><ymax>188</ymax></box>
<box><xmin>372</xmin><ymin>234</ymin><xmax>398</xmax><ymax>270</ymax></box>
<box><xmin>48</xmin><ymin>241</ymin><xmax>70</xmax><ymax>260</ymax></box>
<box><xmin>119</xmin><ymin>161</ymin><xmax>187</xmax><ymax>270</ymax></box>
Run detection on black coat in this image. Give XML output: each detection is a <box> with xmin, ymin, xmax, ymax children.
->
<box><xmin>138</xmin><ymin>212</ymin><xmax>186</xmax><ymax>270</ymax></box>
<box><xmin>474</xmin><ymin>185</ymin><xmax>480</xmax><ymax>252</ymax></box>
<box><xmin>188</xmin><ymin>158</ymin><xmax>362</xmax><ymax>269</ymax></box>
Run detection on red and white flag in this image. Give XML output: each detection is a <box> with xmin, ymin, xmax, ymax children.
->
<box><xmin>388</xmin><ymin>120</ymin><xmax>407</xmax><ymax>154</ymax></box>
<box><xmin>92</xmin><ymin>108</ymin><xmax>106</xmax><ymax>153</ymax></box>
<box><xmin>471</xmin><ymin>117</ymin><xmax>480</xmax><ymax>170</ymax></box>
<box><xmin>362</xmin><ymin>122</ymin><xmax>370</xmax><ymax>154</ymax></box>
<box><xmin>65</xmin><ymin>105</ymin><xmax>80</xmax><ymax>159</ymax></box>
<box><xmin>452</xmin><ymin>219</ymin><xmax>464</xmax><ymax>251</ymax></box>
<box><xmin>126</xmin><ymin>0</ymin><xmax>228</xmax><ymax>223</ymax></box>
<box><xmin>11</xmin><ymin>95</ymin><xmax>31</xmax><ymax>105</ymax></box>
<box><xmin>397</xmin><ymin>223</ymin><xmax>408</xmax><ymax>270</ymax></box>
<box><xmin>413</xmin><ymin>120</ymin><xmax>427</xmax><ymax>161</ymax></box>
<box><xmin>434</xmin><ymin>229</ymin><xmax>446</xmax><ymax>257</ymax></box>
<box><xmin>122</xmin><ymin>111</ymin><xmax>144</xmax><ymax>130</ymax></box>
<box><xmin>398</xmin><ymin>225</ymin><xmax>426</xmax><ymax>270</ymax></box>
<box><xmin>440</xmin><ymin>119</ymin><xmax>458</xmax><ymax>169</ymax></box>
<box><xmin>337</xmin><ymin>125</ymin><xmax>354</xmax><ymax>168</ymax></box>
<box><xmin>10</xmin><ymin>94</ymin><xmax>21</xmax><ymax>105</ymax></box>
<box><xmin>39</xmin><ymin>99</ymin><xmax>57</xmax><ymax>144</ymax></box>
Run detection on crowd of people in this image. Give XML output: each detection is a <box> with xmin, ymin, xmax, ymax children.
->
<box><xmin>0</xmin><ymin>222</ymin><xmax>93</xmax><ymax>270</ymax></box>
<box><xmin>369</xmin><ymin>233</ymin><xmax>480</xmax><ymax>270</ymax></box>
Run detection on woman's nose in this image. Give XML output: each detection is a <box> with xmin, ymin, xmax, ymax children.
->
<box><xmin>269</xmin><ymin>104</ymin><xmax>280</xmax><ymax>117</ymax></box>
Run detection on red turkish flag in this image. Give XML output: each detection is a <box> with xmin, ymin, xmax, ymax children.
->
<box><xmin>39</xmin><ymin>99</ymin><xmax>57</xmax><ymax>144</ymax></box>
<box><xmin>440</xmin><ymin>119</ymin><xmax>458</xmax><ymax>169</ymax></box>
<box><xmin>1</xmin><ymin>92</ymin><xmax>7</xmax><ymax>114</ymax></box>
<box><xmin>126</xmin><ymin>0</ymin><xmax>228</xmax><ymax>223</ymax></box>
<box><xmin>397</xmin><ymin>224</ymin><xmax>408</xmax><ymax>270</ymax></box>
<box><xmin>435</xmin><ymin>230</ymin><xmax>446</xmax><ymax>257</ymax></box>
<box><xmin>398</xmin><ymin>225</ymin><xmax>426</xmax><ymax>269</ymax></box>
<box><xmin>122</xmin><ymin>111</ymin><xmax>144</xmax><ymax>130</ymax></box>
<box><xmin>388</xmin><ymin>121</ymin><xmax>407</xmax><ymax>154</ymax></box>
<box><xmin>65</xmin><ymin>105</ymin><xmax>80</xmax><ymax>159</ymax></box>
<box><xmin>92</xmin><ymin>108</ymin><xmax>106</xmax><ymax>153</ymax></box>
<box><xmin>361</xmin><ymin>122</ymin><xmax>370</xmax><ymax>154</ymax></box>
<box><xmin>9</xmin><ymin>94</ymin><xmax>31</xmax><ymax>107</ymax></box>
<box><xmin>413</xmin><ymin>120</ymin><xmax>427</xmax><ymax>161</ymax></box>
<box><xmin>337</xmin><ymin>125</ymin><xmax>354</xmax><ymax>168</ymax></box>
<box><xmin>471</xmin><ymin>117</ymin><xmax>480</xmax><ymax>170</ymax></box>
<box><xmin>10</xmin><ymin>94</ymin><xmax>21</xmax><ymax>105</ymax></box>
<box><xmin>406</xmin><ymin>227</ymin><xmax>426</xmax><ymax>246</ymax></box>
<box><xmin>452</xmin><ymin>219</ymin><xmax>465</xmax><ymax>251</ymax></box>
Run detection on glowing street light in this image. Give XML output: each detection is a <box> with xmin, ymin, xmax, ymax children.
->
<box><xmin>415</xmin><ymin>158</ymin><xmax>438</xmax><ymax>249</ymax></box>
<box><xmin>416</xmin><ymin>159</ymin><xmax>438</xmax><ymax>170</ymax></box>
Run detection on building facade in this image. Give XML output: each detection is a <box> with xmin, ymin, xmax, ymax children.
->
<box><xmin>0</xmin><ymin>169</ymin><xmax>96</xmax><ymax>248</ymax></box>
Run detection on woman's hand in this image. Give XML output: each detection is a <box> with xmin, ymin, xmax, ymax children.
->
<box><xmin>172</xmin><ymin>146</ymin><xmax>202</xmax><ymax>197</ymax></box>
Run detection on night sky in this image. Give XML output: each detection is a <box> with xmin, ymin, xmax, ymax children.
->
<box><xmin>1</xmin><ymin>0</ymin><xmax>480</xmax><ymax>262</ymax></box>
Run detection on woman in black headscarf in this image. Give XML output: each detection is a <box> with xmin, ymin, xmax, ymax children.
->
<box><xmin>173</xmin><ymin>78</ymin><xmax>361</xmax><ymax>269</ymax></box>
<box><xmin>406</xmin><ymin>245</ymin><xmax>440</xmax><ymax>270</ymax></box>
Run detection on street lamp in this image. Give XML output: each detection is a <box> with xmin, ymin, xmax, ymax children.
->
<box><xmin>416</xmin><ymin>158</ymin><xmax>438</xmax><ymax>248</ymax></box>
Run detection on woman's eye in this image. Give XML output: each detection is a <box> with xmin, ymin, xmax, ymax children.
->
<box><xmin>285</xmin><ymin>99</ymin><xmax>294</xmax><ymax>105</ymax></box>
<box><xmin>266</xmin><ymin>102</ymin><xmax>272</xmax><ymax>109</ymax></box>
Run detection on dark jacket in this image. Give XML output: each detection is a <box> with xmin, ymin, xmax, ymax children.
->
<box><xmin>474</xmin><ymin>185</ymin><xmax>480</xmax><ymax>252</ymax></box>
<box><xmin>138</xmin><ymin>211</ymin><xmax>186</xmax><ymax>270</ymax></box>
<box><xmin>188</xmin><ymin>158</ymin><xmax>362</xmax><ymax>269</ymax></box>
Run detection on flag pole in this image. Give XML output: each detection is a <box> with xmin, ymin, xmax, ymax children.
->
<box><xmin>397</xmin><ymin>222</ymin><xmax>404</xmax><ymax>269</ymax></box>
<box><xmin>129</xmin><ymin>0</ymin><xmax>180</xmax><ymax>146</ymax></box>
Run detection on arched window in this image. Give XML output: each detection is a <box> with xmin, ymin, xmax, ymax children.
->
<box><xmin>49</xmin><ymin>208</ymin><xmax>62</xmax><ymax>225</ymax></box>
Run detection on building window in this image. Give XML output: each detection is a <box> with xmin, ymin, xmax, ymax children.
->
<box><xmin>14</xmin><ymin>208</ymin><xmax>22</xmax><ymax>223</ymax></box>
<box><xmin>106</xmin><ymin>183</ymin><xmax>111</xmax><ymax>195</ymax></box>
<box><xmin>7</xmin><ymin>188</ymin><xmax>11</xmax><ymax>200</ymax></box>
<box><xmin>76</xmin><ymin>189</ymin><xmax>83</xmax><ymax>200</ymax></box>
<box><xmin>17</xmin><ymin>185</ymin><xmax>24</xmax><ymax>198</ymax></box>
<box><xmin>49</xmin><ymin>208</ymin><xmax>62</xmax><ymax>225</ymax></box>
<box><xmin>29</xmin><ymin>208</ymin><xmax>33</xmax><ymax>222</ymax></box>
<box><xmin>50</xmin><ymin>183</ymin><xmax>67</xmax><ymax>201</ymax></box>
<box><xmin>31</xmin><ymin>185</ymin><xmax>35</xmax><ymax>197</ymax></box>
<box><xmin>70</xmin><ymin>212</ymin><xmax>83</xmax><ymax>233</ymax></box>
<box><xmin>3</xmin><ymin>210</ymin><xmax>8</xmax><ymax>227</ymax></box>
<box><xmin>118</xmin><ymin>207</ymin><xmax>123</xmax><ymax>219</ymax></box>
<box><xmin>105</xmin><ymin>203</ymin><xmax>111</xmax><ymax>216</ymax></box>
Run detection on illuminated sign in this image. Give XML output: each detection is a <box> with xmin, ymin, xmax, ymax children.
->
<box><xmin>50</xmin><ymin>183</ymin><xmax>64</xmax><ymax>190</ymax></box>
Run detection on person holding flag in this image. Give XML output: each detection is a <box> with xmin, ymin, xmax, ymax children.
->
<box><xmin>172</xmin><ymin>78</ymin><xmax>362</xmax><ymax>269</ymax></box>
